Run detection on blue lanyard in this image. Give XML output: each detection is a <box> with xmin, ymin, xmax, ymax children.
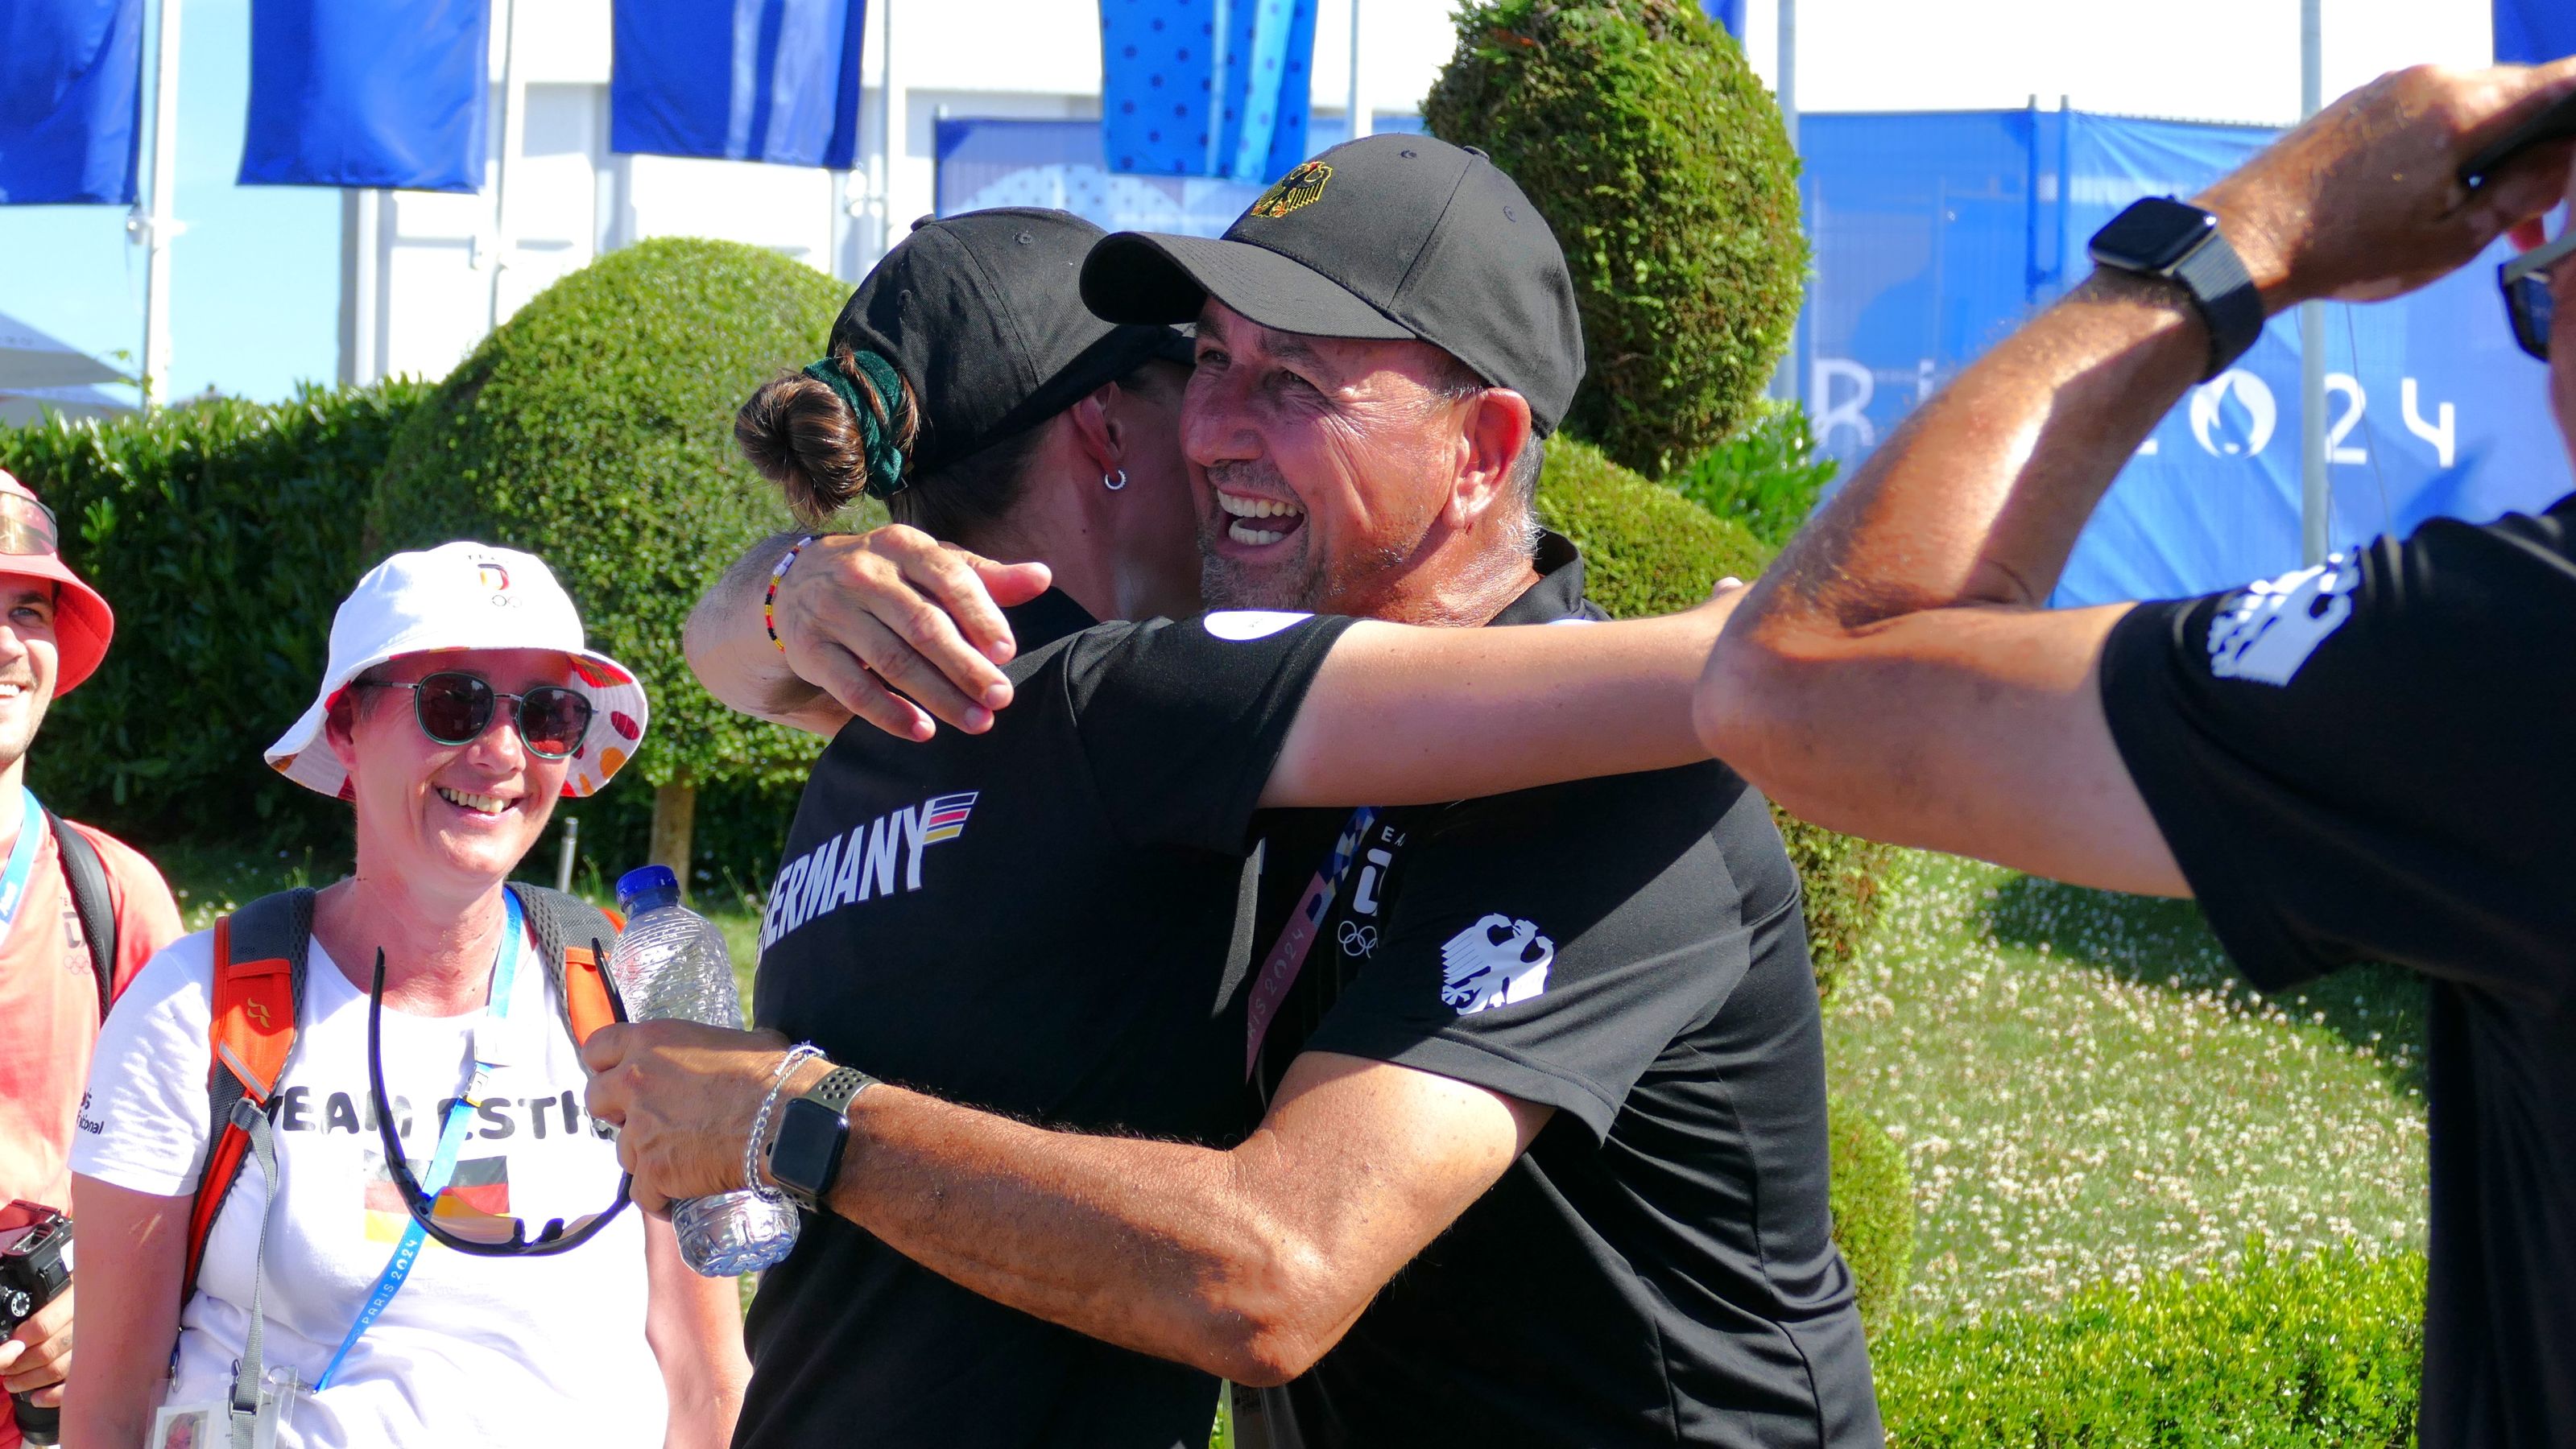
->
<box><xmin>0</xmin><ymin>790</ymin><xmax>45</xmax><ymax>934</ymax></box>
<box><xmin>316</xmin><ymin>889</ymin><xmax>523</xmax><ymax>1390</ymax></box>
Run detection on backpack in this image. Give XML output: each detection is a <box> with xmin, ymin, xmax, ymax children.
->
<box><xmin>180</xmin><ymin>885</ymin><xmax>623</xmax><ymax>1303</ymax></box>
<box><xmin>49</xmin><ymin>811</ymin><xmax>118</xmax><ymax>1020</ymax></box>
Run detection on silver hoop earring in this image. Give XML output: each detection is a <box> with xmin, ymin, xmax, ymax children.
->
<box><xmin>1103</xmin><ymin>469</ymin><xmax>1128</xmax><ymax>491</ymax></box>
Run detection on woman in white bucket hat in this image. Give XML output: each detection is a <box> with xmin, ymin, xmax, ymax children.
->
<box><xmin>68</xmin><ymin>543</ymin><xmax>746</xmax><ymax>1449</ymax></box>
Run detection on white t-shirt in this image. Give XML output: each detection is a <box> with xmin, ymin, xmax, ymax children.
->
<box><xmin>73</xmin><ymin>926</ymin><xmax>668</xmax><ymax>1449</ymax></box>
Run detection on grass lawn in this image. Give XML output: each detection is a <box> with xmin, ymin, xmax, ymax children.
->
<box><xmin>1830</xmin><ymin>851</ymin><xmax>2429</xmax><ymax>1322</ymax></box>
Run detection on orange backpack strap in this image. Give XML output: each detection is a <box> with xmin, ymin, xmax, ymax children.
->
<box><xmin>515</xmin><ymin>886</ymin><xmax>626</xmax><ymax>1046</ymax></box>
<box><xmin>184</xmin><ymin>889</ymin><xmax>312</xmax><ymax>1306</ymax></box>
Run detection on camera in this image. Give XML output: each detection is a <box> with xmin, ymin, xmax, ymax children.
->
<box><xmin>0</xmin><ymin>1203</ymin><xmax>72</xmax><ymax>1448</ymax></box>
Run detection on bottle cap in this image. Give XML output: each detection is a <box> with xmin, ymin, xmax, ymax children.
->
<box><xmin>616</xmin><ymin>865</ymin><xmax>681</xmax><ymax>909</ymax></box>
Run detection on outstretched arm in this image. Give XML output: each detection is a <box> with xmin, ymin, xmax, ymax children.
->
<box><xmin>585</xmin><ymin>1028</ymin><xmax>1540</xmax><ymax>1386</ymax></box>
<box><xmin>1259</xmin><ymin>583</ymin><xmax>1742</xmax><ymax>808</ymax></box>
<box><xmin>1696</xmin><ymin>61</ymin><xmax>2576</xmax><ymax>895</ymax></box>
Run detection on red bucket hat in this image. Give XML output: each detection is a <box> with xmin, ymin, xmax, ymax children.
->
<box><xmin>0</xmin><ymin>469</ymin><xmax>114</xmax><ymax>696</ymax></box>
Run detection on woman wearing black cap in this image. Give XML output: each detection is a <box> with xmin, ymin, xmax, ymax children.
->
<box><xmin>608</xmin><ymin>208</ymin><xmax>1739</xmax><ymax>1449</ymax></box>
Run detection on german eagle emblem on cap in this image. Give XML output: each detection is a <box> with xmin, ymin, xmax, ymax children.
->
<box><xmin>1249</xmin><ymin>162</ymin><xmax>1332</xmax><ymax>218</ymax></box>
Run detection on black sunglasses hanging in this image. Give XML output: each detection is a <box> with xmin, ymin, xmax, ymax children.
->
<box><xmin>366</xmin><ymin>939</ymin><xmax>633</xmax><ymax>1257</ymax></box>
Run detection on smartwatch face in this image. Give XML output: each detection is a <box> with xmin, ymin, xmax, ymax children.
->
<box><xmin>771</xmin><ymin>1097</ymin><xmax>845</xmax><ymax>1196</ymax></box>
<box><xmin>2090</xmin><ymin>197</ymin><xmax>2218</xmax><ymax>272</ymax></box>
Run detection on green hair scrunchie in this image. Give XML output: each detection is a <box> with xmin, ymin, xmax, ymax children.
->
<box><xmin>802</xmin><ymin>351</ymin><xmax>910</xmax><ymax>499</ymax></box>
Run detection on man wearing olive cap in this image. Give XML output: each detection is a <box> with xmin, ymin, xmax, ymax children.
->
<box><xmin>605</xmin><ymin>135</ymin><xmax>1876</xmax><ymax>1448</ymax></box>
<box><xmin>0</xmin><ymin>469</ymin><xmax>183</xmax><ymax>1447</ymax></box>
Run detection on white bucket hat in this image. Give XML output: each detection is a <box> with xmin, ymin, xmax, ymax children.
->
<box><xmin>267</xmin><ymin>542</ymin><xmax>650</xmax><ymax>802</ymax></box>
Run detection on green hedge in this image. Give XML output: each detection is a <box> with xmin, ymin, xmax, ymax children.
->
<box><xmin>1828</xmin><ymin>1093</ymin><xmax>1915</xmax><ymax>1335</ymax></box>
<box><xmin>1875</xmin><ymin>1249</ymin><xmax>2425</xmax><ymax>1446</ymax></box>
<box><xmin>1536</xmin><ymin>437</ymin><xmax>1889</xmax><ymax>993</ymax></box>
<box><xmin>1426</xmin><ymin>0</ymin><xmax>1807</xmax><ymax>477</ymax></box>
<box><xmin>370</xmin><ymin>237</ymin><xmax>833</xmax><ymax>804</ymax></box>
<box><xmin>1666</xmin><ymin>402</ymin><xmax>1838</xmax><ymax>549</ymax></box>
<box><xmin>0</xmin><ymin>384</ymin><xmax>429</xmax><ymax>845</ymax></box>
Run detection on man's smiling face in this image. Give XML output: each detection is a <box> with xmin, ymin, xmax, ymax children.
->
<box><xmin>1182</xmin><ymin>300</ymin><xmax>1481</xmax><ymax>615</ymax></box>
<box><xmin>0</xmin><ymin>580</ymin><xmax>60</xmax><ymax>773</ymax></box>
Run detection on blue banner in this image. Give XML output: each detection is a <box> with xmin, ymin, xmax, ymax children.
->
<box><xmin>0</xmin><ymin>0</ymin><xmax>144</xmax><ymax>205</ymax></box>
<box><xmin>1101</xmin><ymin>0</ymin><xmax>1317</xmax><ymax>181</ymax></box>
<box><xmin>611</xmin><ymin>0</ymin><xmax>866</xmax><ymax>168</ymax></box>
<box><xmin>1701</xmin><ymin>0</ymin><xmax>1745</xmax><ymax>38</ymax></box>
<box><xmin>1801</xmin><ymin>108</ymin><xmax>2573</xmax><ymax>606</ymax></box>
<box><xmin>2495</xmin><ymin>0</ymin><xmax>2576</xmax><ymax>62</ymax></box>
<box><xmin>239</xmin><ymin>0</ymin><xmax>489</xmax><ymax>192</ymax></box>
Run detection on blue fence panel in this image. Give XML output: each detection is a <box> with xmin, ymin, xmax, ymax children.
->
<box><xmin>1805</xmin><ymin>109</ymin><xmax>2573</xmax><ymax>605</ymax></box>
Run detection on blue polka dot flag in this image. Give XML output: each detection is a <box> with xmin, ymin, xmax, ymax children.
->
<box><xmin>1100</xmin><ymin>0</ymin><xmax>1316</xmax><ymax>183</ymax></box>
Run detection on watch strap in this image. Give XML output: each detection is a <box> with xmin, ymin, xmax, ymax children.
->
<box><xmin>804</xmin><ymin>1065</ymin><xmax>873</xmax><ymax>1116</ymax></box>
<box><xmin>767</xmin><ymin>1065</ymin><xmax>875</xmax><ymax>1210</ymax></box>
<box><xmin>2170</xmin><ymin>229</ymin><xmax>2264</xmax><ymax>382</ymax></box>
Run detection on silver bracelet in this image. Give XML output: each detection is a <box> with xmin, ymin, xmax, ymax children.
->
<box><xmin>746</xmin><ymin>1042</ymin><xmax>826</xmax><ymax>1196</ymax></box>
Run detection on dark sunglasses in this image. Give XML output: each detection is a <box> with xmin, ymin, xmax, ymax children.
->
<box><xmin>0</xmin><ymin>496</ymin><xmax>60</xmax><ymax>557</ymax></box>
<box><xmin>366</xmin><ymin>943</ymin><xmax>633</xmax><ymax>1256</ymax></box>
<box><xmin>360</xmin><ymin>671</ymin><xmax>593</xmax><ymax>759</ymax></box>
<box><xmin>2501</xmin><ymin>228</ymin><xmax>2576</xmax><ymax>362</ymax></box>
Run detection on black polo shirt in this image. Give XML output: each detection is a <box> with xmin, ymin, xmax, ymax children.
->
<box><xmin>1243</xmin><ymin>537</ymin><xmax>1883</xmax><ymax>1449</ymax></box>
<box><xmin>740</xmin><ymin>588</ymin><xmax>1353</xmax><ymax>1449</ymax></box>
<box><xmin>2099</xmin><ymin>493</ymin><xmax>2576</xmax><ymax>1449</ymax></box>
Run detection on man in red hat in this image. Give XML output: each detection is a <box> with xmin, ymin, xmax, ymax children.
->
<box><xmin>0</xmin><ymin>468</ymin><xmax>182</xmax><ymax>1447</ymax></box>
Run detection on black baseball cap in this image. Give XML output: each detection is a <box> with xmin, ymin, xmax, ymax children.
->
<box><xmin>1078</xmin><ymin>134</ymin><xmax>1586</xmax><ymax>436</ymax></box>
<box><xmin>826</xmin><ymin>208</ymin><xmax>1194</xmax><ymax>479</ymax></box>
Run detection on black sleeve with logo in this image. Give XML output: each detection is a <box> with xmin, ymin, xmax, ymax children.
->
<box><xmin>1299</xmin><ymin>762</ymin><xmax>1775</xmax><ymax>1140</ymax></box>
<box><xmin>2098</xmin><ymin>497</ymin><xmax>2576</xmax><ymax>1001</ymax></box>
<box><xmin>1057</xmin><ymin>611</ymin><xmax>1356</xmax><ymax>856</ymax></box>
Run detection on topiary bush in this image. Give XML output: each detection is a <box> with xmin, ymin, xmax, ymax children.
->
<box><xmin>0</xmin><ymin>382</ymin><xmax>431</xmax><ymax>848</ymax></box>
<box><xmin>1828</xmin><ymin>1092</ymin><xmax>1915</xmax><ymax>1335</ymax></box>
<box><xmin>1667</xmin><ymin>402</ymin><xmax>1838</xmax><ymax>549</ymax></box>
<box><xmin>1536</xmin><ymin>436</ymin><xmax>1889</xmax><ymax>993</ymax></box>
<box><xmin>1875</xmin><ymin>1248</ymin><xmax>2425</xmax><ymax>1446</ymax></box>
<box><xmin>370</xmin><ymin>237</ymin><xmax>842</xmax><ymax>878</ymax></box>
<box><xmin>1426</xmin><ymin>0</ymin><xmax>1807</xmax><ymax>477</ymax></box>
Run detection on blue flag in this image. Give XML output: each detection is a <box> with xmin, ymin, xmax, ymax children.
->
<box><xmin>2495</xmin><ymin>0</ymin><xmax>2576</xmax><ymax>63</ymax></box>
<box><xmin>0</xmin><ymin>0</ymin><xmax>144</xmax><ymax>205</ymax></box>
<box><xmin>611</xmin><ymin>0</ymin><xmax>867</xmax><ymax>168</ymax></box>
<box><xmin>1701</xmin><ymin>0</ymin><xmax>1745</xmax><ymax>37</ymax></box>
<box><xmin>1102</xmin><ymin>0</ymin><xmax>1317</xmax><ymax>181</ymax></box>
<box><xmin>240</xmin><ymin>0</ymin><xmax>490</xmax><ymax>192</ymax></box>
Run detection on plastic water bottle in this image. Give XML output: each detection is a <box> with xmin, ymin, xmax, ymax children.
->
<box><xmin>607</xmin><ymin>865</ymin><xmax>802</xmax><ymax>1276</ymax></box>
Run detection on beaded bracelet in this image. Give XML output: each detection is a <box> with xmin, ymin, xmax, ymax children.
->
<box><xmin>763</xmin><ymin>535</ymin><xmax>821</xmax><ymax>652</ymax></box>
<box><xmin>747</xmin><ymin>1042</ymin><xmax>826</xmax><ymax>1195</ymax></box>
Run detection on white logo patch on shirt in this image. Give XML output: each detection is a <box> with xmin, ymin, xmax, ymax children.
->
<box><xmin>1440</xmin><ymin>914</ymin><xmax>1554</xmax><ymax>1016</ymax></box>
<box><xmin>2206</xmin><ymin>555</ymin><xmax>2361</xmax><ymax>687</ymax></box>
<box><xmin>1202</xmin><ymin>610</ymin><xmax>1313</xmax><ymax>642</ymax></box>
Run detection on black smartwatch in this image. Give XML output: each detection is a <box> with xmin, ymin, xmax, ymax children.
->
<box><xmin>767</xmin><ymin>1065</ymin><xmax>875</xmax><ymax>1212</ymax></box>
<box><xmin>2087</xmin><ymin>196</ymin><xmax>2265</xmax><ymax>381</ymax></box>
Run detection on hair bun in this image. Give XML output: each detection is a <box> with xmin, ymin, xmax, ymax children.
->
<box><xmin>800</xmin><ymin>352</ymin><xmax>912</xmax><ymax>500</ymax></box>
